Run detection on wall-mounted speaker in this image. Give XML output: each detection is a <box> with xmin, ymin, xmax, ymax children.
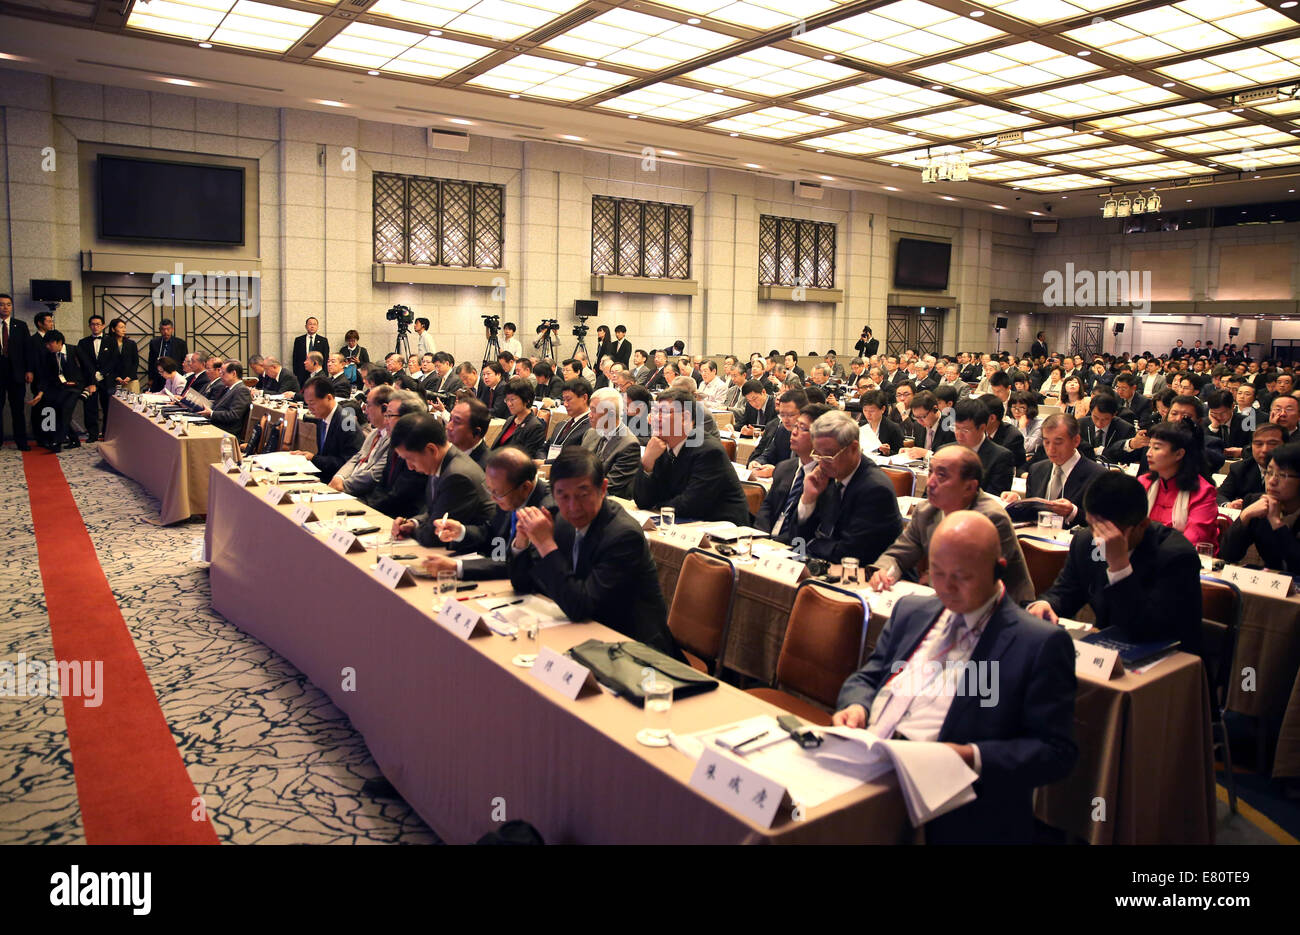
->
<box><xmin>995</xmin><ymin>316</ymin><xmax>1008</xmax><ymax>330</ymax></box>
<box><xmin>1228</xmin><ymin>326</ymin><xmax>1240</xmax><ymax>337</ymax></box>
<box><xmin>1113</xmin><ymin>322</ymin><xmax>1125</xmax><ymax>335</ymax></box>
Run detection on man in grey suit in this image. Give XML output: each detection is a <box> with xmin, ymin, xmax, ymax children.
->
<box><xmin>938</xmin><ymin>363</ymin><xmax>972</xmax><ymax>398</ymax></box>
<box><xmin>388</xmin><ymin>412</ymin><xmax>495</xmax><ymax>548</ymax></box>
<box><xmin>869</xmin><ymin>445</ymin><xmax>1034</xmax><ymax>603</ymax></box>
<box><xmin>1139</xmin><ymin>359</ymin><xmax>1168</xmax><ymax>398</ymax></box>
<box><xmin>582</xmin><ymin>388</ymin><xmax>642</xmax><ymax>499</ymax></box>
<box><xmin>198</xmin><ymin>361</ymin><xmax>252</xmax><ymax>435</ymax></box>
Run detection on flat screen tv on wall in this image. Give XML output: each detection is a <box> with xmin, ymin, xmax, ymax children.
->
<box><xmin>894</xmin><ymin>237</ymin><xmax>951</xmax><ymax>291</ymax></box>
<box><xmin>97</xmin><ymin>154</ymin><xmax>245</xmax><ymax>245</ymax></box>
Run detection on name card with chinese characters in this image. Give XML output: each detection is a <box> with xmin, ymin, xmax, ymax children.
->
<box><xmin>223</xmin><ymin>457</ymin><xmax>239</xmax><ymax>473</ymax></box>
<box><xmin>263</xmin><ymin>485</ymin><xmax>292</xmax><ymax>505</ymax></box>
<box><xmin>868</xmin><ymin>581</ymin><xmax>936</xmax><ymax>619</ymax></box>
<box><xmin>689</xmin><ymin>747</ymin><xmax>787</xmax><ymax>829</ymax></box>
<box><xmin>1215</xmin><ymin>564</ymin><xmax>1294</xmax><ymax>598</ymax></box>
<box><xmin>373</xmin><ymin>556</ymin><xmax>416</xmax><ymax>590</ymax></box>
<box><xmin>238</xmin><ymin>470</ymin><xmax>257</xmax><ymax>487</ymax></box>
<box><xmin>658</xmin><ymin>525</ymin><xmax>705</xmax><ymax>550</ymax></box>
<box><xmin>1074</xmin><ymin>642</ymin><xmax>1121</xmax><ymax>680</ymax></box>
<box><xmin>751</xmin><ymin>553</ymin><xmax>806</xmax><ymax>585</ymax></box>
<box><xmin>325</xmin><ymin>527</ymin><xmax>366</xmax><ymax>554</ymax></box>
<box><xmin>290</xmin><ymin>503</ymin><xmax>318</xmax><ymax>525</ymax></box>
<box><xmin>435</xmin><ymin>597</ymin><xmax>489</xmax><ymax>639</ymax></box>
<box><xmin>530</xmin><ymin>647</ymin><xmax>597</xmax><ymax>700</ymax></box>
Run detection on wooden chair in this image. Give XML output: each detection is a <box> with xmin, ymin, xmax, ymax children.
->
<box><xmin>278</xmin><ymin>408</ymin><xmax>298</xmax><ymax>451</ymax></box>
<box><xmin>1201</xmin><ymin>577</ymin><xmax>1243</xmax><ymax>813</ymax></box>
<box><xmin>747</xmin><ymin>581</ymin><xmax>868</xmax><ymax>726</ymax></box>
<box><xmin>881</xmin><ymin>466</ymin><xmax>915</xmax><ymax>498</ymax></box>
<box><xmin>667</xmin><ymin>548</ymin><xmax>738</xmax><ymax>675</ymax></box>
<box><xmin>1019</xmin><ymin>536</ymin><xmax>1069</xmax><ymax>597</ymax></box>
<box><xmin>740</xmin><ymin>480</ymin><xmax>766</xmax><ymax>518</ymax></box>
<box><xmin>1215</xmin><ymin>515</ymin><xmax>1231</xmax><ymax>554</ymax></box>
<box><xmin>262</xmin><ymin>419</ymin><xmax>283</xmax><ymax>454</ymax></box>
<box><xmin>296</xmin><ymin>419</ymin><xmax>318</xmax><ymax>456</ymax></box>
<box><xmin>243</xmin><ymin>415</ymin><xmax>267</xmax><ymax>456</ymax></box>
<box><xmin>721</xmin><ymin>437</ymin><xmax>737</xmax><ymax>463</ymax></box>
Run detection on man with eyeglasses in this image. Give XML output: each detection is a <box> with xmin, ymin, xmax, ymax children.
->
<box><xmin>755</xmin><ymin>403</ymin><xmax>832</xmax><ymax>541</ymax></box>
<box><xmin>1220</xmin><ymin>441</ymin><xmax>1300</xmax><ymax>574</ymax></box>
<box><xmin>1219</xmin><ymin>423</ymin><xmax>1284</xmax><ymax>508</ymax></box>
<box><xmin>344</xmin><ymin>390</ymin><xmax>427</xmax><ymax>517</ymax></box>
<box><xmin>424</xmin><ymin>446</ymin><xmax>556</xmax><ymax>581</ymax></box>
<box><xmin>1269</xmin><ymin>395</ymin><xmax>1300</xmax><ymax>444</ymax></box>
<box><xmin>790</xmin><ymin>409</ymin><xmax>901</xmax><ymax>564</ymax></box>
<box><xmin>747</xmin><ymin>388</ymin><xmax>806</xmax><ymax>478</ymax></box>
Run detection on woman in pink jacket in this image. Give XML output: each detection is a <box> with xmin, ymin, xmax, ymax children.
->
<box><xmin>1139</xmin><ymin>419</ymin><xmax>1219</xmax><ymax>552</ymax></box>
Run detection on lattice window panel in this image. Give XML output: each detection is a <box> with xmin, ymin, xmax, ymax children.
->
<box><xmin>590</xmin><ymin>195</ymin><xmax>692</xmax><ymax>280</ymax></box>
<box><xmin>759</xmin><ymin>214</ymin><xmax>836</xmax><ymax>288</ymax></box>
<box><xmin>373</xmin><ymin>172</ymin><xmax>504</xmax><ymax>268</ymax></box>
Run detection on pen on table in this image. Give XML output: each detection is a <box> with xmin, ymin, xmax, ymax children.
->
<box><xmin>487</xmin><ymin>598</ymin><xmax>523</xmax><ymax>611</ymax></box>
<box><xmin>731</xmin><ymin>730</ymin><xmax>770</xmax><ymax>753</ymax></box>
<box><xmin>336</xmin><ymin>509</ymin><xmax>365</xmax><ymax>517</ymax></box>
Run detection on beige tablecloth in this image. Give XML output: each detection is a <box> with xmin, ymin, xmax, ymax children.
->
<box><xmin>204</xmin><ymin>468</ymin><xmax>911</xmax><ymax>844</ymax></box>
<box><xmin>648</xmin><ymin>534</ymin><xmax>1215</xmax><ymax>844</ymax></box>
<box><xmin>96</xmin><ymin>397</ymin><xmax>229</xmax><ymax>524</ymax></box>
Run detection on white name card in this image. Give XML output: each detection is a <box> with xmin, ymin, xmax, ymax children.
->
<box><xmin>291</xmin><ymin>503</ymin><xmax>318</xmax><ymax>524</ymax></box>
<box><xmin>325</xmin><ymin>528</ymin><xmax>366</xmax><ymax>554</ymax></box>
<box><xmin>689</xmin><ymin>747</ymin><xmax>787</xmax><ymax>829</ymax></box>
<box><xmin>1122</xmin><ymin>463</ymin><xmax>1140</xmax><ymax>477</ymax></box>
<box><xmin>223</xmin><ymin>457</ymin><xmax>239</xmax><ymax>473</ymax></box>
<box><xmin>530</xmin><ymin>646</ymin><xmax>597</xmax><ymax>700</ymax></box>
<box><xmin>263</xmin><ymin>485</ymin><xmax>291</xmax><ymax>505</ymax></box>
<box><xmin>658</xmin><ymin>525</ymin><xmax>705</xmax><ymax>550</ymax></box>
<box><xmin>238</xmin><ymin>470</ymin><xmax>257</xmax><ymax>487</ymax></box>
<box><xmin>1074</xmin><ymin>642</ymin><xmax>1121</xmax><ymax>680</ymax></box>
<box><xmin>1011</xmin><ymin>476</ymin><xmax>1027</xmax><ymax>494</ymax></box>
<box><xmin>732</xmin><ymin>463</ymin><xmax>753</xmax><ymax>482</ymax></box>
<box><xmin>435</xmin><ymin>597</ymin><xmax>489</xmax><ymax>639</ymax></box>
<box><xmin>373</xmin><ymin>555</ymin><xmax>416</xmax><ymax>590</ymax></box>
<box><xmin>1216</xmin><ymin>563</ymin><xmax>1293</xmax><ymax>598</ymax></box>
<box><xmin>751</xmin><ymin>553</ymin><xmax>806</xmax><ymax>585</ymax></box>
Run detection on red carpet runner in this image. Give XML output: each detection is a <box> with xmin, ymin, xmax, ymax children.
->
<box><xmin>23</xmin><ymin>450</ymin><xmax>218</xmax><ymax>844</ymax></box>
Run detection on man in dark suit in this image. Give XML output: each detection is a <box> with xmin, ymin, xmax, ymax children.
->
<box><xmin>26</xmin><ymin>311</ymin><xmax>57</xmax><ymax>447</ymax></box>
<box><xmin>1080</xmin><ymin>394</ymin><xmax>1134</xmax><ymax>460</ymax></box>
<box><xmin>288</xmin><ymin>376</ymin><xmax>365</xmax><ymax>484</ymax></box>
<box><xmin>1031</xmin><ymin>332</ymin><xmax>1049</xmax><ymax>361</ymax></box>
<box><xmin>581</xmin><ymin>388</ymin><xmax>642</xmax><ymax>499</ymax></box>
<box><xmin>261</xmin><ymin>357</ymin><xmax>299</xmax><ymax>396</ymax></box>
<box><xmin>198</xmin><ymin>361</ymin><xmax>252</xmax><ymax>435</ymax></box>
<box><xmin>983</xmin><ymin>396</ymin><xmax>1026</xmax><ymax>473</ymax></box>
<box><xmin>1112</xmin><ymin>372</ymin><xmax>1154</xmax><ymax>429</ymax></box>
<box><xmin>424</xmin><ymin>447</ymin><xmax>557</xmax><ymax>581</ymax></box>
<box><xmin>447</xmin><ymin>396</ymin><xmax>491</xmax><ymax>469</ymax></box>
<box><xmin>389</xmin><ymin>411</ymin><xmax>495</xmax><ymax>547</ymax></box>
<box><xmin>737</xmin><ymin>380</ymin><xmax>777</xmax><ymax>438</ymax></box>
<box><xmin>1218</xmin><ymin>422</ymin><xmax>1281</xmax><ymax>507</ymax></box>
<box><xmin>359</xmin><ymin>390</ymin><xmax>428</xmax><ymax>518</ymax></box>
<box><xmin>510</xmin><ymin>447</ymin><xmax>682</xmax><ymax>660</ymax></box>
<box><xmin>633</xmin><ymin>389</ymin><xmax>750</xmax><ymax>525</ymax></box>
<box><xmin>749</xmin><ymin>388</ymin><xmax>806</xmax><ymax>474</ymax></box>
<box><xmin>792</xmin><ymin>410</ymin><xmax>902</xmax><ymax>563</ymax></box>
<box><xmin>478</xmin><ymin>362</ymin><xmax>509</xmax><ymax>418</ymax></box>
<box><xmin>755</xmin><ymin>403</ymin><xmax>831</xmax><ymax>538</ymax></box>
<box><xmin>945</xmin><ymin>397</ymin><xmax>1014</xmax><ymax>496</ymax></box>
<box><xmin>1004</xmin><ymin>414</ymin><xmax>1105</xmax><ymax>528</ymax></box>
<box><xmin>0</xmin><ymin>294</ymin><xmax>30</xmax><ymax>449</ymax></box>
<box><xmin>381</xmin><ymin>352</ymin><xmax>418</xmax><ymax>393</ymax></box>
<box><xmin>854</xmin><ymin>327</ymin><xmax>878</xmax><ymax>359</ymax></box>
<box><xmin>833</xmin><ymin>511</ymin><xmax>1077</xmax><ymax>845</ymax></box>
<box><xmin>1220</xmin><ymin>441</ymin><xmax>1300</xmax><ymax>574</ymax></box>
<box><xmin>75</xmin><ymin>314</ymin><xmax>112</xmax><ymax>442</ymax></box>
<box><xmin>32</xmin><ymin>330</ymin><xmax>87</xmax><ymax>451</ymax></box>
<box><xmin>608</xmin><ymin>325</ymin><xmax>633</xmax><ymax>369</ymax></box>
<box><xmin>291</xmin><ymin>317</ymin><xmax>328</xmax><ymax>388</ymax></box>
<box><xmin>146</xmin><ymin>319</ymin><xmax>187</xmax><ymax>392</ymax></box>
<box><xmin>902</xmin><ymin>391</ymin><xmax>953</xmax><ymax>457</ymax></box>
<box><xmin>427</xmin><ymin>352</ymin><xmax>462</xmax><ymax>398</ymax></box>
<box><xmin>324</xmin><ymin>353</ymin><xmax>354</xmax><ymax>400</ymax></box>
<box><xmin>547</xmin><ymin>378</ymin><xmax>593</xmax><ymax>457</ymax></box>
<box><xmin>1028</xmin><ymin>472</ymin><xmax>1202</xmax><ymax>657</ymax></box>
<box><xmin>178</xmin><ymin>353</ymin><xmax>209</xmax><ymax>397</ymax></box>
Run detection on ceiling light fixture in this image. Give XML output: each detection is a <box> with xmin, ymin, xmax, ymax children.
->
<box><xmin>686</xmin><ymin>17</ymin><xmax>701</xmax><ymax>23</ymax></box>
<box><xmin>367</xmin><ymin>70</ymin><xmax>380</xmax><ymax>76</ymax></box>
<box><xmin>559</xmin><ymin>134</ymin><xmax>583</xmax><ymax>141</ymax></box>
<box><xmin>198</xmin><ymin>42</ymin><xmax>212</xmax><ymax>48</ymax></box>
<box><xmin>428</xmin><ymin>29</ymin><xmax>441</xmax><ymax>35</ymax></box>
<box><xmin>1102</xmin><ymin>196</ymin><xmax>1117</xmax><ymax>218</ymax></box>
<box><xmin>940</xmin><ymin>195</ymin><xmax>956</xmax><ymax>201</ymax></box>
<box><xmin>823</xmin><ymin>55</ymin><xmax>837</xmax><ymax>61</ymax></box>
<box><xmin>969</xmin><ymin>9</ymin><xmax>984</xmax><ymax>16</ymax></box>
<box><xmin>745</xmin><ymin>163</ymin><xmax>761</xmax><ymax>168</ymax></box>
<box><xmin>509</xmin><ymin>93</ymin><xmax>520</xmax><ymax>98</ymax></box>
<box><xmin>313</xmin><ymin>99</ymin><xmax>347</xmax><ymax>107</ymax></box>
<box><xmin>1076</xmin><ymin>50</ymin><xmax>1091</xmax><ymax>57</ymax></box>
<box><xmin>884</xmin><ymin>185</ymin><xmax>900</xmax><ymax>191</ymax></box>
<box><xmin>820</xmin><ymin>175</ymin><xmax>834</xmax><ymax>181</ymax></box>
<box><xmin>448</xmin><ymin>118</ymin><xmax>472</xmax><ymax>125</ymax></box>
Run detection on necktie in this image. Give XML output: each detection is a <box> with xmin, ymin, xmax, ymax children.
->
<box><xmin>318</xmin><ymin>415</ymin><xmax>329</xmax><ymax>450</ymax></box>
<box><xmin>926</xmin><ymin>425</ymin><xmax>935</xmax><ymax>450</ymax></box>
<box><xmin>595</xmin><ymin>435</ymin><xmax>608</xmax><ymax>459</ymax></box>
<box><xmin>1048</xmin><ymin>463</ymin><xmax>1064</xmax><ymax>500</ymax></box>
<box><xmin>3</xmin><ymin>319</ymin><xmax>9</xmax><ymax>356</ymax></box>
<box><xmin>509</xmin><ymin>511</ymin><xmax>518</xmax><ymax>545</ymax></box>
<box><xmin>773</xmin><ymin>465</ymin><xmax>805</xmax><ymax>537</ymax></box>
<box><xmin>571</xmin><ymin>531</ymin><xmax>582</xmax><ymax>569</ymax></box>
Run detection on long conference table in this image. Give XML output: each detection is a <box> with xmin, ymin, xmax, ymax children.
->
<box><xmin>203</xmin><ymin>466</ymin><xmax>913</xmax><ymax>844</ymax></box>
<box><xmin>98</xmin><ymin>396</ymin><xmax>230</xmax><ymax>524</ymax></box>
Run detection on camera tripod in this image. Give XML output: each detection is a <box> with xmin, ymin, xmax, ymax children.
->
<box><xmin>535</xmin><ymin>330</ymin><xmax>557</xmax><ymax>361</ymax></box>
<box><xmin>482</xmin><ymin>329</ymin><xmax>501</xmax><ymax>365</ymax></box>
<box><xmin>393</xmin><ymin>327</ymin><xmax>411</xmax><ymax>359</ymax></box>
<box><xmin>571</xmin><ymin>335</ymin><xmax>590</xmax><ymax>362</ymax></box>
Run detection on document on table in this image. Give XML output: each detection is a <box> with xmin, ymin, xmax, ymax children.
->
<box><xmin>673</xmin><ymin>715</ymin><xmax>868</xmax><ymax>809</ymax></box>
<box><xmin>471</xmin><ymin>593</ymin><xmax>570</xmax><ymax>636</ymax></box>
<box><xmin>864</xmin><ymin>580</ymin><xmax>936</xmax><ymax>618</ymax></box>
<box><xmin>693</xmin><ymin>522</ymin><xmax>771</xmax><ymax>541</ymax></box>
<box><xmin>247</xmin><ymin>452</ymin><xmax>321</xmax><ymax>474</ymax></box>
<box><xmin>303</xmin><ymin>517</ymin><xmax>379</xmax><ymax>535</ymax></box>
<box><xmin>818</xmin><ymin>727</ymin><xmax>978</xmax><ymax>826</ymax></box>
<box><xmin>140</xmin><ymin>393</ymin><xmax>171</xmax><ymax>405</ymax></box>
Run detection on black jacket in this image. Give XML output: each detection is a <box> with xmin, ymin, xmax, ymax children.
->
<box><xmin>491</xmin><ymin>412</ymin><xmax>548</xmax><ymax>460</ymax></box>
<box><xmin>991</xmin><ymin>422</ymin><xmax>1027</xmax><ymax>473</ymax></box>
<box><xmin>292</xmin><ymin>333</ymin><xmax>329</xmax><ymax>386</ymax></box>
<box><xmin>793</xmin><ymin>455</ymin><xmax>902</xmax><ymax>563</ymax></box>
<box><xmin>754</xmin><ymin>455</ymin><xmax>805</xmax><ymax>537</ymax></box>
<box><xmin>1117</xmin><ymin>393</ymin><xmax>1154</xmax><ymax>429</ymax></box>
<box><xmin>1040</xmin><ymin>523</ymin><xmax>1202</xmax><ymax>657</ymax></box>
<box><xmin>267</xmin><ymin>369</ymin><xmax>299</xmax><ymax>396</ymax></box>
<box><xmin>76</xmin><ymin>334</ymin><xmax>114</xmax><ymax>385</ymax></box>
<box><xmin>1006</xmin><ymin>455</ymin><xmax>1106</xmax><ymax>528</ymax></box>
<box><xmin>860</xmin><ymin>416</ymin><xmax>903</xmax><ymax>454</ymax></box>
<box><xmin>310</xmin><ymin>402</ymin><xmax>366</xmax><ymax>482</ymax></box>
<box><xmin>363</xmin><ymin>443</ymin><xmax>427</xmax><ymax>519</ymax></box>
<box><xmin>632</xmin><ymin>434</ymin><xmax>750</xmax><ymax>525</ymax></box>
<box><xmin>739</xmin><ymin>396</ymin><xmax>776</xmax><ymax>432</ymax></box>
<box><xmin>1216</xmin><ymin>458</ymin><xmax>1266</xmax><ymax>507</ymax></box>
<box><xmin>508</xmin><ymin>499</ymin><xmax>680</xmax><ymax>660</ymax></box>
<box><xmin>452</xmin><ymin>480</ymin><xmax>556</xmax><ymax>580</ymax></box>
<box><xmin>1081</xmin><ymin>415</ymin><xmax>1135</xmax><ymax>461</ymax></box>
<box><xmin>207</xmin><ymin>382</ymin><xmax>251</xmax><ymax>434</ymax></box>
<box><xmin>411</xmin><ymin>447</ymin><xmax>496</xmax><ymax>547</ymax></box>
<box><xmin>1220</xmin><ymin>513</ymin><xmax>1300</xmax><ymax>575</ymax></box>
<box><xmin>0</xmin><ymin>316</ymin><xmax>29</xmax><ymax>382</ymax></box>
<box><xmin>751</xmin><ymin>419</ymin><xmax>791</xmax><ymax>467</ymax></box>
<box><xmin>146</xmin><ymin>335</ymin><xmax>188</xmax><ymax>391</ymax></box>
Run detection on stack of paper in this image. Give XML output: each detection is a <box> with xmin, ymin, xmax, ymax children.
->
<box><xmin>694</xmin><ymin>522</ymin><xmax>770</xmax><ymax>542</ymax></box>
<box><xmin>817</xmin><ymin>727</ymin><xmax>978</xmax><ymax>826</ymax></box>
<box><xmin>247</xmin><ymin>452</ymin><xmax>321</xmax><ymax>474</ymax></box>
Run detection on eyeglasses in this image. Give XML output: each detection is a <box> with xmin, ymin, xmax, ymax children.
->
<box><xmin>810</xmin><ymin>445</ymin><xmax>849</xmax><ymax>463</ymax></box>
<box><xmin>1264</xmin><ymin>469</ymin><xmax>1300</xmax><ymax>482</ymax></box>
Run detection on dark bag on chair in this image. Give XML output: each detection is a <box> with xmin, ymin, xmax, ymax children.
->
<box><xmin>567</xmin><ymin>638</ymin><xmax>718</xmax><ymax>707</ymax></box>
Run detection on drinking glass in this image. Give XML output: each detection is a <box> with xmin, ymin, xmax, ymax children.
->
<box><xmin>1196</xmin><ymin>542</ymin><xmax>1214</xmax><ymax>571</ymax></box>
<box><xmin>437</xmin><ymin>571</ymin><xmax>457</xmax><ymax>595</ymax></box>
<box><xmin>660</xmin><ymin>506</ymin><xmax>676</xmax><ymax>528</ymax></box>
<box><xmin>841</xmin><ymin>556</ymin><xmax>861</xmax><ymax>586</ymax></box>
<box><xmin>1038</xmin><ymin>510</ymin><xmax>1055</xmax><ymax>534</ymax></box>
<box><xmin>637</xmin><ymin>680</ymin><xmax>673</xmax><ymax>747</ymax></box>
<box><xmin>735</xmin><ymin>535</ymin><xmax>753</xmax><ymax>563</ymax></box>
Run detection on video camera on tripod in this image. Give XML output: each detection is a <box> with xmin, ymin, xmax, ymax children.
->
<box><xmin>482</xmin><ymin>314</ymin><xmax>501</xmax><ymax>336</ymax></box>
<box><xmin>535</xmin><ymin>319</ymin><xmax>559</xmax><ymax>335</ymax></box>
<box><xmin>387</xmin><ymin>304</ymin><xmax>414</xmax><ymax>329</ymax></box>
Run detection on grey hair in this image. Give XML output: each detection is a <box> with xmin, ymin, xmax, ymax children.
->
<box><xmin>813</xmin><ymin>363</ymin><xmax>832</xmax><ymax>378</ymax></box>
<box><xmin>390</xmin><ymin>388</ymin><xmax>425</xmax><ymax>416</ymax></box>
<box><xmin>590</xmin><ymin>386</ymin><xmax>624</xmax><ymax>420</ymax></box>
<box><xmin>670</xmin><ymin>374</ymin><xmax>698</xmax><ymax>395</ymax></box>
<box><xmin>811</xmin><ymin>409</ymin><xmax>860</xmax><ymax>447</ymax></box>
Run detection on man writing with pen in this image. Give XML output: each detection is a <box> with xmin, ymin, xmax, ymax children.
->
<box><xmin>506</xmin><ymin>447</ymin><xmax>684</xmax><ymax>660</ymax></box>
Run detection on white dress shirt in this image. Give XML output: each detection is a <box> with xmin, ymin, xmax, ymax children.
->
<box><xmin>500</xmin><ymin>336</ymin><xmax>523</xmax><ymax>358</ymax></box>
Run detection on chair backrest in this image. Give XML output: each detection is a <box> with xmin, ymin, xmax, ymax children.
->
<box><xmin>881</xmin><ymin>466</ymin><xmax>915</xmax><ymax>498</ymax></box>
<box><xmin>243</xmin><ymin>415</ymin><xmax>266</xmax><ymax>456</ymax></box>
<box><xmin>712</xmin><ymin>410</ymin><xmax>734</xmax><ymax>430</ymax></box>
<box><xmin>296</xmin><ymin>419</ymin><xmax>318</xmax><ymax>455</ymax></box>
<box><xmin>666</xmin><ymin>548</ymin><xmax>738</xmax><ymax>672</ymax></box>
<box><xmin>1200</xmin><ymin>577</ymin><xmax>1242</xmax><ymax>709</ymax></box>
<box><xmin>739</xmin><ymin>481</ymin><xmax>766</xmax><ymax>518</ymax></box>
<box><xmin>1019</xmin><ymin>537</ymin><xmax>1068</xmax><ymax>597</ymax></box>
<box><xmin>279</xmin><ymin>408</ymin><xmax>298</xmax><ymax>451</ymax></box>
<box><xmin>243</xmin><ymin>406</ymin><xmax>262</xmax><ymax>444</ymax></box>
<box><xmin>773</xmin><ymin>581</ymin><xmax>867</xmax><ymax>709</ymax></box>
<box><xmin>262</xmin><ymin>420</ymin><xmax>282</xmax><ymax>455</ymax></box>
<box><xmin>1215</xmin><ymin>515</ymin><xmax>1230</xmax><ymax>553</ymax></box>
<box><xmin>721</xmin><ymin>437</ymin><xmax>737</xmax><ymax>463</ymax></box>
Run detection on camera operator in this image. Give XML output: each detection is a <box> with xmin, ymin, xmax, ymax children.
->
<box><xmin>500</xmin><ymin>322</ymin><xmax>523</xmax><ymax>358</ymax></box>
<box><xmin>855</xmin><ymin>326</ymin><xmax>878</xmax><ymax>358</ymax></box>
<box><xmin>412</xmin><ymin>316</ymin><xmax>435</xmax><ymax>357</ymax></box>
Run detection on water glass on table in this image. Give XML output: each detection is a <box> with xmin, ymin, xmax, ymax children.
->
<box><xmin>437</xmin><ymin>570</ymin><xmax>457</xmax><ymax>596</ymax></box>
<box><xmin>1196</xmin><ymin>542</ymin><xmax>1215</xmax><ymax>571</ymax></box>
<box><xmin>735</xmin><ymin>534</ymin><xmax>752</xmax><ymax>562</ymax></box>
<box><xmin>660</xmin><ymin>506</ymin><xmax>676</xmax><ymax>528</ymax></box>
<box><xmin>637</xmin><ymin>680</ymin><xmax>673</xmax><ymax>747</ymax></box>
<box><xmin>841</xmin><ymin>556</ymin><xmax>861</xmax><ymax>586</ymax></box>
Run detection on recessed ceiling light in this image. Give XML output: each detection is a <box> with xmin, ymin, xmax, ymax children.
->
<box><xmin>1061</xmin><ymin>196</ymin><xmax>1068</xmax><ymax>199</ymax></box>
<box><xmin>907</xmin><ymin>131</ymin><xmax>917</xmax><ymax>136</ymax></box>
<box><xmin>930</xmin><ymin>85</ymin><xmax>943</xmax><ymax>91</ymax></box>
<box><xmin>890</xmin><ymin>163</ymin><xmax>899</xmax><ymax>167</ymax></box>
<box><xmin>1231</xmin><ymin>108</ymin><xmax>1244</xmax><ymax>113</ymax></box>
<box><xmin>1077</xmin><ymin>50</ymin><xmax>1090</xmax><ymax>56</ymax></box>
<box><xmin>160</xmin><ymin>77</ymin><xmax>198</xmax><ymax>86</ymax></box>
<box><xmin>712</xmin><ymin>88</ymin><xmax>723</xmax><ymax>94</ymax></box>
<box><xmin>1290</xmin><ymin>189</ymin><xmax>1297</xmax><ymax>193</ymax></box>
<box><xmin>1019</xmin><ymin>109</ymin><xmax>1030</xmax><ymax>115</ymax></box>
<box><xmin>1283</xmin><ymin>1</ymin><xmax>1297</xmax><ymax>7</ymax></box>
<box><xmin>1155</xmin><ymin>148</ymin><xmax>1165</xmax><ymax>152</ymax></box>
<box><xmin>661</xmin><ymin>150</ymin><xmax>678</xmax><ymax>156</ymax></box>
<box><xmin>883</xmin><ymin>185</ymin><xmax>900</xmax><ymax>191</ymax></box>
<box><xmin>1186</xmin><ymin>198</ymin><xmax>1193</xmax><ymax>202</ymax></box>
<box><xmin>991</xmin><ymin>204</ymin><xmax>1006</xmax><ymax>209</ymax></box>
<box><xmin>816</xmin><ymin>149</ymin><xmax>825</xmax><ymax>153</ymax></box>
<box><xmin>585</xmin><ymin>61</ymin><xmax>598</xmax><ymax>67</ymax></box>
<box><xmin>940</xmin><ymin>195</ymin><xmax>956</xmax><ymax>201</ymax></box>
<box><xmin>628</xmin><ymin>114</ymin><xmax>638</xmax><ymax>119</ymax></box>
<box><xmin>1012</xmin><ymin>187</ymin><xmax>1021</xmax><ymax>191</ymax></box>
<box><xmin>820</xmin><ymin>175</ymin><xmax>833</xmax><ymax>181</ymax></box>
<box><xmin>428</xmin><ymin>29</ymin><xmax>441</xmax><ymax>35</ymax></box>
<box><xmin>1254</xmin><ymin>174</ymin><xmax>1261</xmax><ymax>179</ymax></box>
<box><xmin>448</xmin><ymin>118</ymin><xmax>472</xmax><ymax>125</ymax></box>
<box><xmin>509</xmin><ymin>93</ymin><xmax>520</xmax><ymax>98</ymax></box>
<box><xmin>729</xmin><ymin>132</ymin><xmax>739</xmax><ymax>137</ymax></box>
<box><xmin>745</xmin><ymin>163</ymin><xmax>761</xmax><ymax>168</ymax></box>
<box><xmin>198</xmin><ymin>42</ymin><xmax>212</xmax><ymax>48</ymax></box>
<box><xmin>823</xmin><ymin>54</ymin><xmax>836</xmax><ymax>61</ymax></box>
<box><xmin>1162</xmin><ymin>82</ymin><xmax>1175</xmax><ymax>88</ymax></box>
<box><xmin>686</xmin><ymin>16</ymin><xmax>701</xmax><ymax>23</ymax></box>
<box><xmin>1029</xmin><ymin>211</ymin><xmax>1044</xmax><ymax>216</ymax></box>
<box><xmin>969</xmin><ymin>9</ymin><xmax>984</xmax><ymax>16</ymax></box>
<box><xmin>314</xmin><ymin>100</ymin><xmax>347</xmax><ymax>107</ymax></box>
<box><xmin>367</xmin><ymin>70</ymin><xmax>380</xmax><ymax>76</ymax></box>
<box><xmin>818</xmin><ymin>111</ymin><xmax>829</xmax><ymax>116</ymax></box>
<box><xmin>559</xmin><ymin>134</ymin><xmax>583</xmax><ymax>141</ymax></box>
